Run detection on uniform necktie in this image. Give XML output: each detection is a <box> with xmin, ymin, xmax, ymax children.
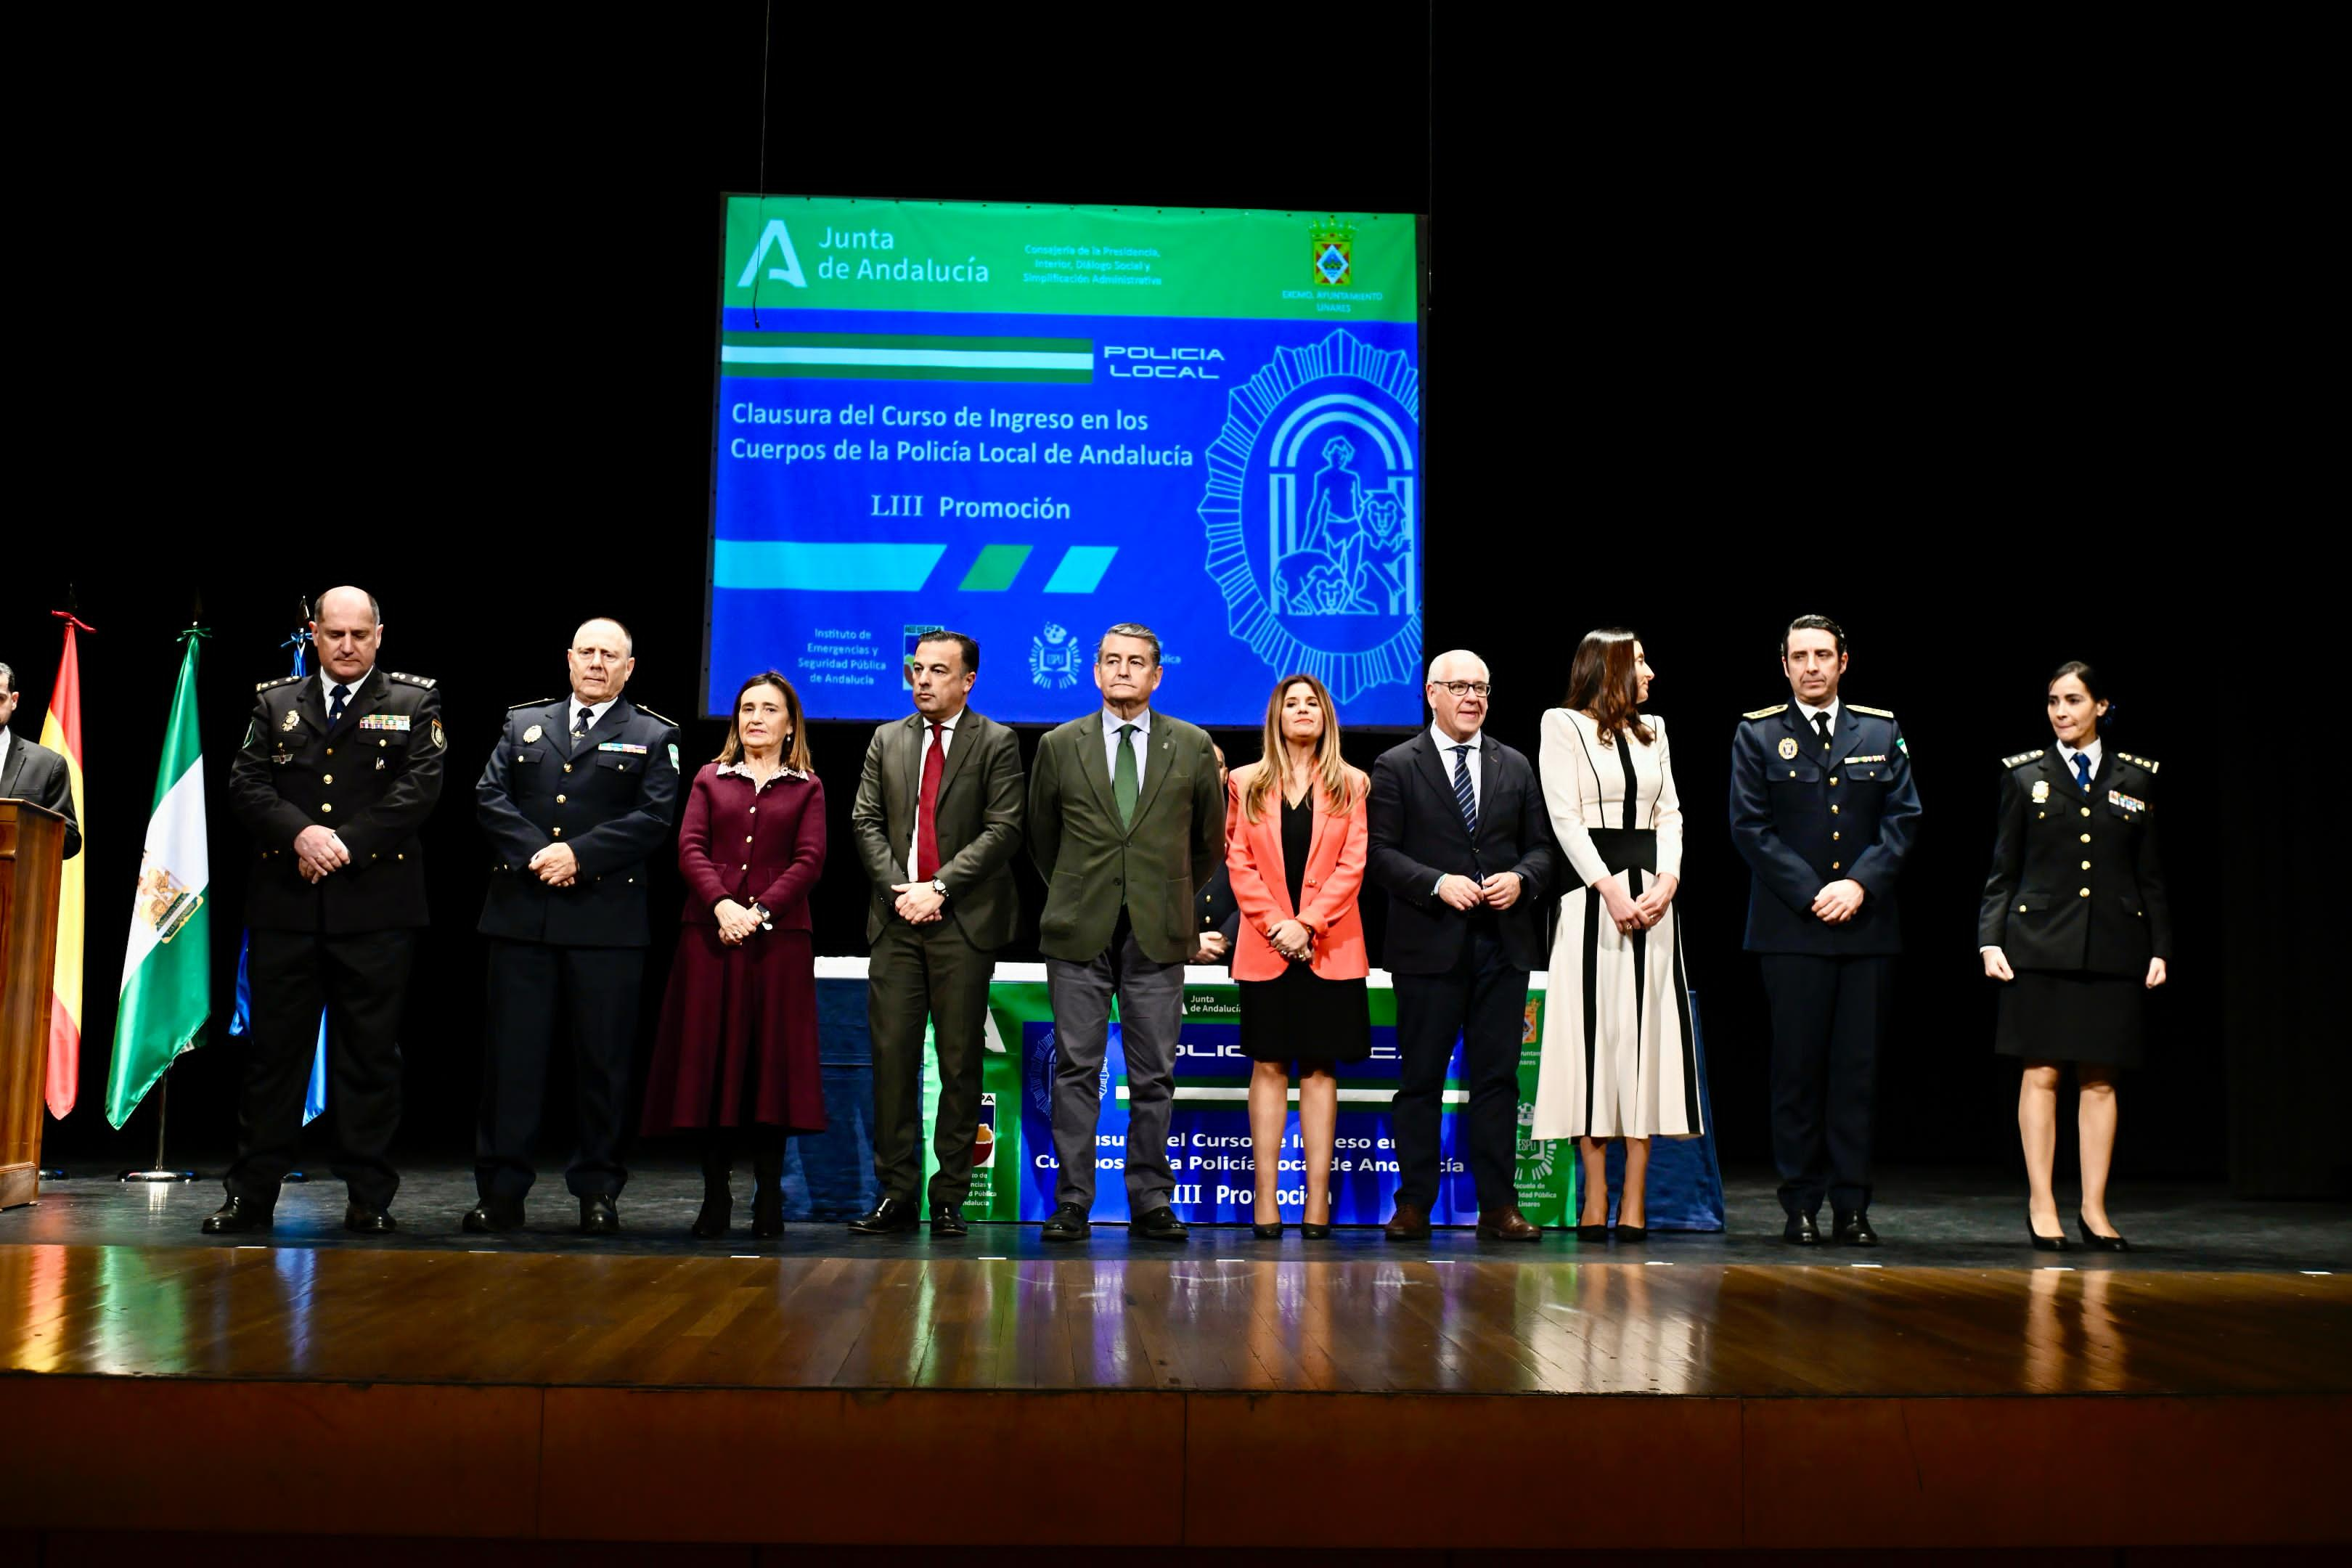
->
<box><xmin>575</xmin><ymin>705</ymin><xmax>594</xmax><ymax>738</ymax></box>
<box><xmin>1814</xmin><ymin>711</ymin><xmax>1833</xmax><ymax>748</ymax></box>
<box><xmin>1114</xmin><ymin>724</ymin><xmax>1140</xmax><ymax>828</ymax></box>
<box><xmin>915</xmin><ymin>722</ymin><xmax>945</xmax><ymax>879</ymax></box>
<box><xmin>328</xmin><ymin>683</ymin><xmax>350</xmax><ymax>726</ymax></box>
<box><xmin>1451</xmin><ymin>743</ymin><xmax>1478</xmax><ymax>839</ymax></box>
<box><xmin>2074</xmin><ymin>752</ymin><xmax>2093</xmax><ymax>794</ymax></box>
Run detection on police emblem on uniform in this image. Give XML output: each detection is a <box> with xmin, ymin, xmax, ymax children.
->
<box><xmin>523</xmin><ymin>724</ymin><xmax>542</xmax><ymax>743</ymax></box>
<box><xmin>1198</xmin><ymin>327</ymin><xmax>1420</xmax><ymax>703</ymax></box>
<box><xmin>282</xmin><ymin>709</ymin><xmax>300</xmax><ymax>732</ymax></box>
<box><xmin>2030</xmin><ymin>779</ymin><xmax>2050</xmax><ymax>803</ymax></box>
<box><xmin>1777</xmin><ymin>736</ymin><xmax>1799</xmax><ymax>760</ymax></box>
<box><xmin>1029</xmin><ymin>622</ymin><xmax>1082</xmax><ymax>690</ymax></box>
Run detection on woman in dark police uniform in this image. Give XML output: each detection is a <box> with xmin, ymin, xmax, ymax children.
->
<box><xmin>642</xmin><ymin>671</ymin><xmax>828</xmax><ymax>1238</ymax></box>
<box><xmin>1978</xmin><ymin>661</ymin><xmax>2169</xmax><ymax>1251</ymax></box>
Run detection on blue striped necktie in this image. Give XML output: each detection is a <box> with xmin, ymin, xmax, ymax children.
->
<box><xmin>328</xmin><ymin>683</ymin><xmax>349</xmax><ymax>725</ymax></box>
<box><xmin>2075</xmin><ymin>752</ymin><xmax>2093</xmax><ymax>794</ymax></box>
<box><xmin>1451</xmin><ymin>743</ymin><xmax>1477</xmax><ymax>839</ymax></box>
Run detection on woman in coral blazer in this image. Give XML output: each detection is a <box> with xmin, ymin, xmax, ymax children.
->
<box><xmin>1225</xmin><ymin>672</ymin><xmax>1371</xmax><ymax>1239</ymax></box>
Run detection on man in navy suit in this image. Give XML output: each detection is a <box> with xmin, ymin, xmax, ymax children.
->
<box><xmin>1367</xmin><ymin>650</ymin><xmax>1557</xmax><ymax>1241</ymax></box>
<box><xmin>1729</xmin><ymin>614</ymin><xmax>1922</xmax><ymax>1245</ymax></box>
<box><xmin>0</xmin><ymin>660</ymin><xmax>82</xmax><ymax>859</ymax></box>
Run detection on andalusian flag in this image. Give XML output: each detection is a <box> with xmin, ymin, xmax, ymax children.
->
<box><xmin>105</xmin><ymin>631</ymin><xmax>211</xmax><ymax>1128</ymax></box>
<box><xmin>38</xmin><ymin>615</ymin><xmax>88</xmax><ymax>1119</ymax></box>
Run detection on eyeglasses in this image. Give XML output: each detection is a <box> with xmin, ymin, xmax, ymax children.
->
<box><xmin>1431</xmin><ymin>681</ymin><xmax>1492</xmax><ymax>698</ymax></box>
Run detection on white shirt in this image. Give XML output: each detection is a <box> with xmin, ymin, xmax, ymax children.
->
<box><xmin>319</xmin><ymin>666</ymin><xmax>374</xmax><ymax>714</ymax></box>
<box><xmin>905</xmin><ymin>709</ymin><xmax>963</xmax><ymax>881</ymax></box>
<box><xmin>1430</xmin><ymin>722</ymin><xmax>1485</xmax><ymax>895</ymax></box>
<box><xmin>568</xmin><ymin>695</ymin><xmax>618</xmax><ymax>735</ymax></box>
<box><xmin>1794</xmin><ymin>696</ymin><xmax>1839</xmax><ymax>746</ymax></box>
<box><xmin>1103</xmin><ymin>706</ymin><xmax>1151</xmax><ymax>791</ymax></box>
<box><xmin>0</xmin><ymin>726</ymin><xmax>13</xmax><ymax>775</ymax></box>
<box><xmin>2056</xmin><ymin>736</ymin><xmax>2102</xmax><ymax>787</ymax></box>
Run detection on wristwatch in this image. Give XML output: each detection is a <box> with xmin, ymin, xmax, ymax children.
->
<box><xmin>929</xmin><ymin>878</ymin><xmax>948</xmax><ymax>899</ymax></box>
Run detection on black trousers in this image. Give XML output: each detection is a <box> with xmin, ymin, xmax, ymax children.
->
<box><xmin>866</xmin><ymin>916</ymin><xmax>993</xmax><ymax>1208</ymax></box>
<box><xmin>1392</xmin><ymin>924</ymin><xmax>1528</xmax><ymax>1214</ymax></box>
<box><xmin>476</xmin><ymin>939</ymin><xmax>645</xmax><ymax>1201</ymax></box>
<box><xmin>1760</xmin><ymin>952</ymin><xmax>1892</xmax><ymax>1218</ymax></box>
<box><xmin>226</xmin><ymin>928</ymin><xmax>415</xmax><ymax>1210</ymax></box>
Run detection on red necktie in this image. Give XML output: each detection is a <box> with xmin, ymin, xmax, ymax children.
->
<box><xmin>915</xmin><ymin>722</ymin><xmax>944</xmax><ymax>880</ymax></box>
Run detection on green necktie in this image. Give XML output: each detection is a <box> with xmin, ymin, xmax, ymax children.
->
<box><xmin>1114</xmin><ymin>723</ymin><xmax>1139</xmax><ymax>828</ymax></box>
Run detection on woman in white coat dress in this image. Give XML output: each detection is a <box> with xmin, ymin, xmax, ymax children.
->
<box><xmin>1533</xmin><ymin>629</ymin><xmax>1702</xmax><ymax>1242</ymax></box>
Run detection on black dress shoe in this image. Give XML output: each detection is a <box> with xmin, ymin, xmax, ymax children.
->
<box><xmin>1040</xmin><ymin>1202</ymin><xmax>1091</xmax><ymax>1242</ymax></box>
<box><xmin>1253</xmin><ymin>1220</ymin><xmax>1285</xmax><ymax>1239</ymax></box>
<box><xmin>2028</xmin><ymin>1212</ymin><xmax>2068</xmax><ymax>1251</ymax></box>
<box><xmin>1575</xmin><ymin>1221</ymin><xmax>1612</xmax><ymax>1242</ymax></box>
<box><xmin>579</xmin><ymin>1195</ymin><xmax>619</xmax><ymax>1236</ymax></box>
<box><xmin>848</xmin><ymin>1197</ymin><xmax>920</xmax><ymax>1235</ymax></box>
<box><xmin>1834</xmin><ymin>1212</ymin><xmax>1879</xmax><ymax>1247</ymax></box>
<box><xmin>751</xmin><ymin>1188</ymin><xmax>783</xmax><ymax>1238</ymax></box>
<box><xmin>462</xmin><ymin>1198</ymin><xmax>525</xmax><ymax>1233</ymax></box>
<box><xmin>930</xmin><ymin>1204</ymin><xmax>968</xmax><ymax>1238</ymax></box>
<box><xmin>2077</xmin><ymin>1212</ymin><xmax>2130</xmax><ymax>1251</ymax></box>
<box><xmin>1613</xmin><ymin>1223</ymin><xmax>1649</xmax><ymax>1243</ymax></box>
<box><xmin>1299</xmin><ymin>1220</ymin><xmax>1332</xmax><ymax>1240</ymax></box>
<box><xmin>1783</xmin><ymin>1212</ymin><xmax>1821</xmax><ymax>1244</ymax></box>
<box><xmin>343</xmin><ymin>1203</ymin><xmax>397</xmax><ymax>1235</ymax></box>
<box><xmin>690</xmin><ymin>1191</ymin><xmax>732</xmax><ymax>1239</ymax></box>
<box><xmin>201</xmin><ymin>1195</ymin><xmax>274</xmax><ymax>1235</ymax></box>
<box><xmin>1132</xmin><ymin>1205</ymin><xmax>1189</xmax><ymax>1243</ymax></box>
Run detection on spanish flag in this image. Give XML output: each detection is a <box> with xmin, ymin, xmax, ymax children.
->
<box><xmin>39</xmin><ymin>616</ymin><xmax>87</xmax><ymax>1119</ymax></box>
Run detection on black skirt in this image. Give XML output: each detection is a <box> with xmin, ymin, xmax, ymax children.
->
<box><xmin>1994</xmin><ymin>970</ymin><xmax>2145</xmax><ymax>1069</ymax></box>
<box><xmin>1238</xmin><ymin>966</ymin><xmax>1372</xmax><ymax>1064</ymax></box>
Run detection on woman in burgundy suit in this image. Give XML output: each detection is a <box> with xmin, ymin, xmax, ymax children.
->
<box><xmin>642</xmin><ymin>671</ymin><xmax>827</xmax><ymax>1238</ymax></box>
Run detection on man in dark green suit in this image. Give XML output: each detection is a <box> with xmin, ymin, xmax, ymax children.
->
<box><xmin>847</xmin><ymin>630</ymin><xmax>1026</xmax><ymax>1238</ymax></box>
<box><xmin>1027</xmin><ymin>623</ymin><xmax>1222</xmax><ymax>1242</ymax></box>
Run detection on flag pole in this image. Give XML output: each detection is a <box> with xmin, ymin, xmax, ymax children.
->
<box><xmin>118</xmin><ymin>1073</ymin><xmax>195</xmax><ymax>1182</ymax></box>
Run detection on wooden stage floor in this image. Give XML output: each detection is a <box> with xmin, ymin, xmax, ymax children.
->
<box><xmin>5</xmin><ymin>1233</ymin><xmax>2349</xmax><ymax>1555</ymax></box>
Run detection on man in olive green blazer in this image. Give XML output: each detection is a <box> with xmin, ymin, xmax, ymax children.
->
<box><xmin>1027</xmin><ymin>623</ymin><xmax>1222</xmax><ymax>1242</ymax></box>
<box><xmin>848</xmin><ymin>631</ymin><xmax>1026</xmax><ymax>1238</ymax></box>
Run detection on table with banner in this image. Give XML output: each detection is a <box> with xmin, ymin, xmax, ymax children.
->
<box><xmin>806</xmin><ymin>958</ymin><xmax>1724</xmax><ymax>1230</ymax></box>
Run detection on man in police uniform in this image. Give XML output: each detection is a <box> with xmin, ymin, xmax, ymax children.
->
<box><xmin>467</xmin><ymin>617</ymin><xmax>680</xmax><ymax>1236</ymax></box>
<box><xmin>211</xmin><ymin>586</ymin><xmax>446</xmax><ymax>1235</ymax></box>
<box><xmin>1729</xmin><ymin>614</ymin><xmax>1922</xmax><ymax>1245</ymax></box>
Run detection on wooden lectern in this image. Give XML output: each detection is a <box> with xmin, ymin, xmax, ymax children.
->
<box><xmin>1</xmin><ymin>799</ymin><xmax>69</xmax><ymax>1209</ymax></box>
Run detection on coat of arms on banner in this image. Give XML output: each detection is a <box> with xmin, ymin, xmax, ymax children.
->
<box><xmin>136</xmin><ymin>858</ymin><xmax>203</xmax><ymax>942</ymax></box>
<box><xmin>1310</xmin><ymin>215</ymin><xmax>1355</xmax><ymax>286</ymax></box>
<box><xmin>1198</xmin><ymin>327</ymin><xmax>1421</xmax><ymax>703</ymax></box>
<box><xmin>1029</xmin><ymin>622</ymin><xmax>1082</xmax><ymax>690</ymax></box>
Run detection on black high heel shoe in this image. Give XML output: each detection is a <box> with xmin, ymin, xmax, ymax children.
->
<box><xmin>1253</xmin><ymin>1220</ymin><xmax>1285</xmax><ymax>1239</ymax></box>
<box><xmin>690</xmin><ymin>1188</ymin><xmax>733</xmax><ymax>1239</ymax></box>
<box><xmin>752</xmin><ymin>1188</ymin><xmax>784</xmax><ymax>1238</ymax></box>
<box><xmin>2076</xmin><ymin>1212</ymin><xmax>2129</xmax><ymax>1251</ymax></box>
<box><xmin>2028</xmin><ymin>1214</ymin><xmax>2068</xmax><ymax>1251</ymax></box>
<box><xmin>1575</xmin><ymin>1220</ymin><xmax>1611</xmax><ymax>1242</ymax></box>
<box><xmin>1613</xmin><ymin>1222</ymin><xmax>1648</xmax><ymax>1243</ymax></box>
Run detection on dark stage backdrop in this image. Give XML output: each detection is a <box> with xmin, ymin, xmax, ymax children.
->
<box><xmin>11</xmin><ymin>5</ymin><xmax>2334</xmax><ymax>1191</ymax></box>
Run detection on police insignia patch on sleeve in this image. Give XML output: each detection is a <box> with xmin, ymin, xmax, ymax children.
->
<box><xmin>244</xmin><ymin>718</ymin><xmax>258</xmax><ymax>746</ymax></box>
<box><xmin>433</xmin><ymin>719</ymin><xmax>446</xmax><ymax>749</ymax></box>
<box><xmin>667</xmin><ymin>743</ymin><xmax>681</xmax><ymax>771</ymax></box>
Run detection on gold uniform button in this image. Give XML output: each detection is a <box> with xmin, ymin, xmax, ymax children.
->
<box><xmin>555</xmin><ymin>793</ymin><xmax>567</xmax><ymax>804</ymax></box>
<box><xmin>564</xmin><ymin>764</ymin><xmax>574</xmax><ymax>774</ymax></box>
<box><xmin>1831</xmin><ymin>804</ymin><xmax>1840</xmax><ymax>814</ymax></box>
<box><xmin>322</xmin><ymin>774</ymin><xmax>333</xmax><ymax>785</ymax></box>
<box><xmin>2081</xmin><ymin>833</ymin><xmax>2091</xmax><ymax>844</ymax></box>
<box><xmin>2079</xmin><ymin>887</ymin><xmax>2091</xmax><ymax>897</ymax></box>
<box><xmin>1788</xmin><ymin>769</ymin><xmax>1797</xmax><ymax>777</ymax></box>
<box><xmin>1830</xmin><ymin>776</ymin><xmax>1839</xmax><ymax>786</ymax></box>
<box><xmin>2017</xmin><ymin>905</ymin><xmax>2028</xmax><ymax>913</ymax></box>
<box><xmin>1833</xmin><ymin>831</ymin><xmax>1841</xmax><ymax>841</ymax></box>
<box><xmin>740</xmin><ymin>862</ymin><xmax>748</xmax><ymax>870</ymax></box>
<box><xmin>324</xmin><ymin>747</ymin><xmax>334</xmax><ymax>756</ymax></box>
<box><xmin>748</xmin><ymin>806</ymin><xmax>757</xmax><ymax>814</ymax></box>
<box><xmin>2081</xmin><ymin>859</ymin><xmax>2091</xmax><ymax>870</ymax></box>
<box><xmin>320</xmin><ymin>802</ymin><xmax>332</xmax><ymax>813</ymax></box>
<box><xmin>1832</xmin><ymin>861</ymin><xmax>1841</xmax><ymax>870</ymax></box>
<box><xmin>2081</xmin><ymin>807</ymin><xmax>2091</xmax><ymax>817</ymax></box>
<box><xmin>552</xmin><ymin>826</ymin><xmax>563</xmax><ymax>836</ymax></box>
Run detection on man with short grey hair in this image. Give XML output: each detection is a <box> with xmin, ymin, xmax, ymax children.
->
<box><xmin>1026</xmin><ymin>623</ymin><xmax>1223</xmax><ymax>1242</ymax></box>
<box><xmin>0</xmin><ymin>659</ymin><xmax>83</xmax><ymax>859</ymax></box>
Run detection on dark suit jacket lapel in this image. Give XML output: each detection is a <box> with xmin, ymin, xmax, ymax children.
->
<box><xmin>936</xmin><ymin>710</ymin><xmax>979</xmax><ymax>804</ymax></box>
<box><xmin>0</xmin><ymin>735</ymin><xmax>24</xmax><ymax>797</ymax></box>
<box><xmin>1129</xmin><ymin>717</ymin><xmax>1175</xmax><ymax>831</ymax></box>
<box><xmin>538</xmin><ymin>698</ymin><xmax>575</xmax><ymax>760</ymax></box>
<box><xmin>1416</xmin><ymin>732</ymin><xmax>1472</xmax><ymax>849</ymax></box>
<box><xmin>1832</xmin><ymin>705</ymin><xmax>1865</xmax><ymax>769</ymax></box>
<box><xmin>1073</xmin><ymin>713</ymin><xmax>1114</xmax><ymax>820</ymax></box>
<box><xmin>293</xmin><ymin>674</ymin><xmax>330</xmax><ymax>738</ymax></box>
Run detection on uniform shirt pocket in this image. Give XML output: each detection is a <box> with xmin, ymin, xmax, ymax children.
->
<box><xmin>2009</xmin><ymin>892</ymin><xmax>2055</xmax><ymax>915</ymax></box>
<box><xmin>1771</xmin><ymin>761</ymin><xmax>1824</xmax><ymax>787</ymax></box>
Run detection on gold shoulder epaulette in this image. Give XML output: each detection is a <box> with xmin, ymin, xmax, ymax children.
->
<box><xmin>255</xmin><ymin>674</ymin><xmax>302</xmax><ymax>692</ymax></box>
<box><xmin>507</xmin><ymin>697</ymin><xmax>558</xmax><ymax>710</ymax></box>
<box><xmin>2118</xmin><ymin>750</ymin><xmax>2159</xmax><ymax>774</ymax></box>
<box><xmin>635</xmin><ymin>705</ymin><xmax>677</xmax><ymax>727</ymax></box>
<box><xmin>1849</xmin><ymin>703</ymin><xmax>1895</xmax><ymax>719</ymax></box>
<box><xmin>1743</xmin><ymin>703</ymin><xmax>1788</xmax><ymax>721</ymax></box>
<box><xmin>2002</xmin><ymin>748</ymin><xmax>2046</xmax><ymax>769</ymax></box>
<box><xmin>388</xmin><ymin>670</ymin><xmax>437</xmax><ymax>689</ymax></box>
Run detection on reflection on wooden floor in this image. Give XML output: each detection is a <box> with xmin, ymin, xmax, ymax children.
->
<box><xmin>4</xmin><ymin>1244</ymin><xmax>2345</xmax><ymax>1396</ymax></box>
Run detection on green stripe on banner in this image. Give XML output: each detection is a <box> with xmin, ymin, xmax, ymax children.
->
<box><xmin>723</xmin><ymin>332</ymin><xmax>1090</xmax><ymax>354</ymax></box>
<box><xmin>719</xmin><ymin>362</ymin><xmax>1093</xmax><ymax>384</ymax></box>
<box><xmin>105</xmin><ymin>923</ymin><xmax>208</xmax><ymax>1128</ymax></box>
<box><xmin>957</xmin><ymin>544</ymin><xmax>1032</xmax><ymax>591</ymax></box>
